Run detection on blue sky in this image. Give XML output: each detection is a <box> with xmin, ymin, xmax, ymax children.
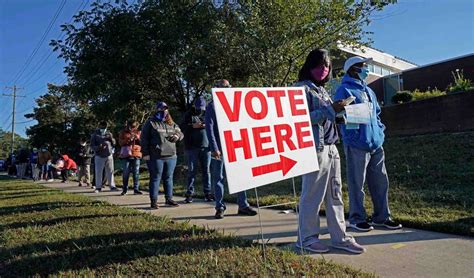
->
<box><xmin>1</xmin><ymin>0</ymin><xmax>473</xmax><ymax>137</ymax></box>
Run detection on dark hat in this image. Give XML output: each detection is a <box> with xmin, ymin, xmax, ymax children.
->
<box><xmin>156</xmin><ymin>101</ymin><xmax>168</xmax><ymax>110</ymax></box>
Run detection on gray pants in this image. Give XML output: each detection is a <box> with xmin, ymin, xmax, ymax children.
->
<box><xmin>94</xmin><ymin>156</ymin><xmax>115</xmax><ymax>189</ymax></box>
<box><xmin>297</xmin><ymin>145</ymin><xmax>354</xmax><ymax>246</ymax></box>
<box><xmin>344</xmin><ymin>145</ymin><xmax>390</xmax><ymax>224</ymax></box>
<box><xmin>78</xmin><ymin>165</ymin><xmax>91</xmax><ymax>185</ymax></box>
<box><xmin>31</xmin><ymin>163</ymin><xmax>39</xmax><ymax>180</ymax></box>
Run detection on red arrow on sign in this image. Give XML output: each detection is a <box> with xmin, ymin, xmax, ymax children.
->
<box><xmin>251</xmin><ymin>155</ymin><xmax>297</xmax><ymax>177</ymax></box>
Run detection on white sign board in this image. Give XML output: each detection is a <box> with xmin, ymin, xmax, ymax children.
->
<box><xmin>344</xmin><ymin>103</ymin><xmax>371</xmax><ymax>124</ymax></box>
<box><xmin>212</xmin><ymin>87</ymin><xmax>319</xmax><ymax>194</ymax></box>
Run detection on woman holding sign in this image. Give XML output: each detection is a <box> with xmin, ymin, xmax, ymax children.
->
<box><xmin>295</xmin><ymin>49</ymin><xmax>365</xmax><ymax>254</ymax></box>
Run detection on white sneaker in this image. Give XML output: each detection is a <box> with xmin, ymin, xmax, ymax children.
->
<box><xmin>94</xmin><ymin>189</ymin><xmax>101</xmax><ymax>193</ymax></box>
<box><xmin>47</xmin><ymin>179</ymin><xmax>54</xmax><ymax>182</ymax></box>
<box><xmin>295</xmin><ymin>241</ymin><xmax>330</xmax><ymax>253</ymax></box>
<box><xmin>333</xmin><ymin>241</ymin><xmax>366</xmax><ymax>254</ymax></box>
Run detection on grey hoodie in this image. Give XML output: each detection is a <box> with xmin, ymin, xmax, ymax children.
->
<box><xmin>90</xmin><ymin>129</ymin><xmax>116</xmax><ymax>158</ymax></box>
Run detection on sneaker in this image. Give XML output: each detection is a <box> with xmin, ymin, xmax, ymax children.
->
<box><xmin>295</xmin><ymin>242</ymin><xmax>330</xmax><ymax>253</ymax></box>
<box><xmin>110</xmin><ymin>187</ymin><xmax>119</xmax><ymax>192</ymax></box>
<box><xmin>185</xmin><ymin>195</ymin><xmax>193</xmax><ymax>203</ymax></box>
<box><xmin>165</xmin><ymin>198</ymin><xmax>179</xmax><ymax>207</ymax></box>
<box><xmin>370</xmin><ymin>219</ymin><xmax>402</xmax><ymax>230</ymax></box>
<box><xmin>238</xmin><ymin>206</ymin><xmax>258</xmax><ymax>216</ymax></box>
<box><xmin>47</xmin><ymin>179</ymin><xmax>54</xmax><ymax>182</ymax></box>
<box><xmin>333</xmin><ymin>241</ymin><xmax>366</xmax><ymax>254</ymax></box>
<box><xmin>92</xmin><ymin>186</ymin><xmax>96</xmax><ymax>189</ymax></box>
<box><xmin>133</xmin><ymin>190</ymin><xmax>143</xmax><ymax>195</ymax></box>
<box><xmin>349</xmin><ymin>222</ymin><xmax>374</xmax><ymax>232</ymax></box>
<box><xmin>215</xmin><ymin>208</ymin><xmax>225</xmax><ymax>219</ymax></box>
<box><xmin>121</xmin><ymin>191</ymin><xmax>127</xmax><ymax>196</ymax></box>
<box><xmin>94</xmin><ymin>188</ymin><xmax>102</xmax><ymax>193</ymax></box>
<box><xmin>204</xmin><ymin>193</ymin><xmax>215</xmax><ymax>202</ymax></box>
<box><xmin>78</xmin><ymin>183</ymin><xmax>82</xmax><ymax>187</ymax></box>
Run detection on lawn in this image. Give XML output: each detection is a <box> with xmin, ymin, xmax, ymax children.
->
<box><xmin>120</xmin><ymin>131</ymin><xmax>474</xmax><ymax>237</ymax></box>
<box><xmin>0</xmin><ymin>177</ymin><xmax>374</xmax><ymax>277</ymax></box>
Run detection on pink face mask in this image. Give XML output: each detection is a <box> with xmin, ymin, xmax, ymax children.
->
<box><xmin>310</xmin><ymin>65</ymin><xmax>330</xmax><ymax>81</ymax></box>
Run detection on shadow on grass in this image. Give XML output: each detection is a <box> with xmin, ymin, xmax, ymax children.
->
<box><xmin>1</xmin><ymin>230</ymin><xmax>250</xmax><ymax>277</ymax></box>
<box><xmin>0</xmin><ymin>202</ymin><xmax>89</xmax><ymax>216</ymax></box>
<box><xmin>1</xmin><ymin>213</ymin><xmax>140</xmax><ymax>231</ymax></box>
<box><xmin>0</xmin><ymin>191</ymin><xmax>60</xmax><ymax>201</ymax></box>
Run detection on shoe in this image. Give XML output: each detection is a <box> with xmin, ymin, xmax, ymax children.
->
<box><xmin>238</xmin><ymin>206</ymin><xmax>257</xmax><ymax>216</ymax></box>
<box><xmin>133</xmin><ymin>190</ymin><xmax>143</xmax><ymax>195</ymax></box>
<box><xmin>121</xmin><ymin>191</ymin><xmax>127</xmax><ymax>196</ymax></box>
<box><xmin>185</xmin><ymin>195</ymin><xmax>193</xmax><ymax>203</ymax></box>
<box><xmin>47</xmin><ymin>179</ymin><xmax>54</xmax><ymax>182</ymax></box>
<box><xmin>78</xmin><ymin>183</ymin><xmax>82</xmax><ymax>187</ymax></box>
<box><xmin>333</xmin><ymin>241</ymin><xmax>366</xmax><ymax>254</ymax></box>
<box><xmin>215</xmin><ymin>208</ymin><xmax>225</xmax><ymax>219</ymax></box>
<box><xmin>370</xmin><ymin>218</ymin><xmax>402</xmax><ymax>230</ymax></box>
<box><xmin>165</xmin><ymin>198</ymin><xmax>179</xmax><ymax>207</ymax></box>
<box><xmin>92</xmin><ymin>186</ymin><xmax>96</xmax><ymax>189</ymax></box>
<box><xmin>349</xmin><ymin>222</ymin><xmax>374</xmax><ymax>232</ymax></box>
<box><xmin>295</xmin><ymin>241</ymin><xmax>330</xmax><ymax>253</ymax></box>
<box><xmin>110</xmin><ymin>187</ymin><xmax>119</xmax><ymax>192</ymax></box>
<box><xmin>94</xmin><ymin>188</ymin><xmax>102</xmax><ymax>193</ymax></box>
<box><xmin>61</xmin><ymin>180</ymin><xmax>67</xmax><ymax>183</ymax></box>
<box><xmin>204</xmin><ymin>193</ymin><xmax>215</xmax><ymax>202</ymax></box>
<box><xmin>150</xmin><ymin>198</ymin><xmax>158</xmax><ymax>209</ymax></box>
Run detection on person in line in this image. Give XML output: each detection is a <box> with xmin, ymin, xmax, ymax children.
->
<box><xmin>295</xmin><ymin>49</ymin><xmax>365</xmax><ymax>254</ymax></box>
<box><xmin>334</xmin><ymin>56</ymin><xmax>402</xmax><ymax>231</ymax></box>
<box><xmin>59</xmin><ymin>154</ymin><xmax>77</xmax><ymax>183</ymax></box>
<box><xmin>118</xmin><ymin>121</ymin><xmax>143</xmax><ymax>195</ymax></box>
<box><xmin>29</xmin><ymin>148</ymin><xmax>39</xmax><ymax>181</ymax></box>
<box><xmin>141</xmin><ymin>101</ymin><xmax>184</xmax><ymax>209</ymax></box>
<box><xmin>16</xmin><ymin>148</ymin><xmax>29</xmax><ymax>179</ymax></box>
<box><xmin>38</xmin><ymin>147</ymin><xmax>53</xmax><ymax>181</ymax></box>
<box><xmin>205</xmin><ymin>79</ymin><xmax>257</xmax><ymax>219</ymax></box>
<box><xmin>90</xmin><ymin>121</ymin><xmax>119</xmax><ymax>193</ymax></box>
<box><xmin>75</xmin><ymin>137</ymin><xmax>94</xmax><ymax>187</ymax></box>
<box><xmin>182</xmin><ymin>96</ymin><xmax>213</xmax><ymax>203</ymax></box>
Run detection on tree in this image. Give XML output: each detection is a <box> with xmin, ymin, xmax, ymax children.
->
<box><xmin>0</xmin><ymin>129</ymin><xmax>29</xmax><ymax>160</ymax></box>
<box><xmin>51</xmin><ymin>0</ymin><xmax>395</xmax><ymax>121</ymax></box>
<box><xmin>25</xmin><ymin>84</ymin><xmax>96</xmax><ymax>154</ymax></box>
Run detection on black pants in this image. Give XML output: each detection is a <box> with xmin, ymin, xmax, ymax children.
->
<box><xmin>61</xmin><ymin>169</ymin><xmax>70</xmax><ymax>182</ymax></box>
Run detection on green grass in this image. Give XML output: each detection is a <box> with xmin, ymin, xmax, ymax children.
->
<box><xmin>121</xmin><ymin>132</ymin><xmax>474</xmax><ymax>237</ymax></box>
<box><xmin>0</xmin><ymin>177</ymin><xmax>374</xmax><ymax>277</ymax></box>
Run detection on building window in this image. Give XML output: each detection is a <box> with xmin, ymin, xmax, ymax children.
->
<box><xmin>373</xmin><ymin>65</ymin><xmax>382</xmax><ymax>75</ymax></box>
<box><xmin>382</xmin><ymin>67</ymin><xmax>390</xmax><ymax>76</ymax></box>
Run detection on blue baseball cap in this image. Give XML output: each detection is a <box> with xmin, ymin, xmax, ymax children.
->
<box><xmin>156</xmin><ymin>101</ymin><xmax>168</xmax><ymax>110</ymax></box>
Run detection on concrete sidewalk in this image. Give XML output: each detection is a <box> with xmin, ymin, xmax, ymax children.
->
<box><xmin>43</xmin><ymin>182</ymin><xmax>474</xmax><ymax>278</ymax></box>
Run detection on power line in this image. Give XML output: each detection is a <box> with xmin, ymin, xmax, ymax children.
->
<box><xmin>10</xmin><ymin>0</ymin><xmax>67</xmax><ymax>85</ymax></box>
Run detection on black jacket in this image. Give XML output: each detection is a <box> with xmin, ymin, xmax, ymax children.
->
<box><xmin>75</xmin><ymin>143</ymin><xmax>94</xmax><ymax>166</ymax></box>
<box><xmin>181</xmin><ymin>109</ymin><xmax>209</xmax><ymax>150</ymax></box>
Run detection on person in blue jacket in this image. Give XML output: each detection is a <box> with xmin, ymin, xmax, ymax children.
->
<box><xmin>294</xmin><ymin>49</ymin><xmax>365</xmax><ymax>254</ymax></box>
<box><xmin>334</xmin><ymin>56</ymin><xmax>402</xmax><ymax>232</ymax></box>
<box><xmin>205</xmin><ymin>79</ymin><xmax>257</xmax><ymax>219</ymax></box>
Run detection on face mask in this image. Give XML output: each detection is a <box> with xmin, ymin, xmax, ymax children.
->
<box><xmin>354</xmin><ymin>66</ymin><xmax>369</xmax><ymax>80</ymax></box>
<box><xmin>154</xmin><ymin>111</ymin><xmax>169</xmax><ymax>122</ymax></box>
<box><xmin>310</xmin><ymin>65</ymin><xmax>330</xmax><ymax>81</ymax></box>
<box><xmin>81</xmin><ymin>142</ymin><xmax>86</xmax><ymax>146</ymax></box>
<box><xmin>99</xmin><ymin>128</ymin><xmax>107</xmax><ymax>134</ymax></box>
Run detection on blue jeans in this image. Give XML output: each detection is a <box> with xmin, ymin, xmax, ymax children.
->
<box><xmin>211</xmin><ymin>158</ymin><xmax>249</xmax><ymax>210</ymax></box>
<box><xmin>147</xmin><ymin>157</ymin><xmax>177</xmax><ymax>200</ymax></box>
<box><xmin>122</xmin><ymin>158</ymin><xmax>140</xmax><ymax>192</ymax></box>
<box><xmin>344</xmin><ymin>145</ymin><xmax>391</xmax><ymax>224</ymax></box>
<box><xmin>186</xmin><ymin>148</ymin><xmax>211</xmax><ymax>196</ymax></box>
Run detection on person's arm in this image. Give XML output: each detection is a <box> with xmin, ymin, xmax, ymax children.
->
<box><xmin>305</xmin><ymin>86</ymin><xmax>336</xmax><ymax>125</ymax></box>
<box><xmin>370</xmin><ymin>88</ymin><xmax>386</xmax><ymax>130</ymax></box>
<box><xmin>140</xmin><ymin>120</ymin><xmax>151</xmax><ymax>157</ymax></box>
<box><xmin>205</xmin><ymin>103</ymin><xmax>219</xmax><ymax>153</ymax></box>
<box><xmin>173</xmin><ymin>124</ymin><xmax>184</xmax><ymax>141</ymax></box>
<box><xmin>90</xmin><ymin>134</ymin><xmax>99</xmax><ymax>153</ymax></box>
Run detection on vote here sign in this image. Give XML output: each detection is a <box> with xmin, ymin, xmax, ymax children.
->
<box><xmin>212</xmin><ymin>87</ymin><xmax>319</xmax><ymax>194</ymax></box>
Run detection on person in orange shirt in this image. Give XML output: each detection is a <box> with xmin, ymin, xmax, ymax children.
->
<box><xmin>60</xmin><ymin>154</ymin><xmax>77</xmax><ymax>183</ymax></box>
<box><xmin>118</xmin><ymin>121</ymin><xmax>143</xmax><ymax>195</ymax></box>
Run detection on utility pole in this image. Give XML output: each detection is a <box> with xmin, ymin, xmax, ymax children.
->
<box><xmin>3</xmin><ymin>85</ymin><xmax>25</xmax><ymax>158</ymax></box>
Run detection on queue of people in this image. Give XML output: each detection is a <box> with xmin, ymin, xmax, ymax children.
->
<box><xmin>5</xmin><ymin>51</ymin><xmax>402</xmax><ymax>256</ymax></box>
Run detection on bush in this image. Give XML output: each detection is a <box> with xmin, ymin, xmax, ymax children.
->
<box><xmin>447</xmin><ymin>69</ymin><xmax>473</xmax><ymax>93</ymax></box>
<box><xmin>392</xmin><ymin>91</ymin><xmax>413</xmax><ymax>103</ymax></box>
<box><xmin>412</xmin><ymin>88</ymin><xmax>446</xmax><ymax>101</ymax></box>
